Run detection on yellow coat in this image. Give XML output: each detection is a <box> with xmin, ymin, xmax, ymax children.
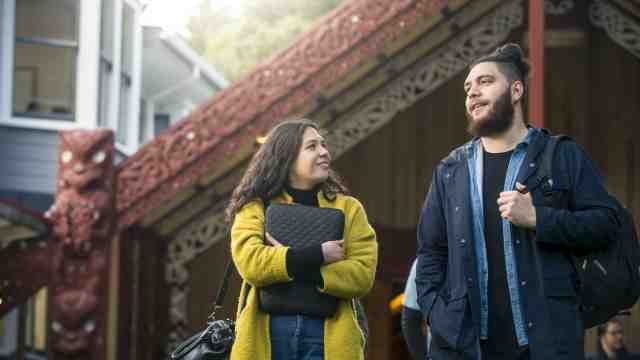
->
<box><xmin>229</xmin><ymin>191</ymin><xmax>378</xmax><ymax>360</ymax></box>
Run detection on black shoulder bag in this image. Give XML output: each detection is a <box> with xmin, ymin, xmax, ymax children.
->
<box><xmin>169</xmin><ymin>257</ymin><xmax>238</xmax><ymax>360</ymax></box>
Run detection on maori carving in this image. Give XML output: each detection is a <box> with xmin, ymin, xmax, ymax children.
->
<box><xmin>165</xmin><ymin>206</ymin><xmax>227</xmax><ymax>350</ymax></box>
<box><xmin>163</xmin><ymin>0</ymin><xmax>525</xmax><ymax>352</ymax></box>
<box><xmin>116</xmin><ymin>0</ymin><xmax>449</xmax><ymax>229</ymax></box>
<box><xmin>45</xmin><ymin>129</ymin><xmax>116</xmax><ymax>359</ymax></box>
<box><xmin>327</xmin><ymin>0</ymin><xmax>524</xmax><ymax>157</ymax></box>
<box><xmin>544</xmin><ymin>0</ymin><xmax>574</xmax><ymax>16</ymax></box>
<box><xmin>590</xmin><ymin>0</ymin><xmax>640</xmax><ymax>59</ymax></box>
<box><xmin>0</xmin><ymin>201</ymin><xmax>52</xmax><ymax>316</ymax></box>
<box><xmin>0</xmin><ymin>238</ymin><xmax>53</xmax><ymax>317</ymax></box>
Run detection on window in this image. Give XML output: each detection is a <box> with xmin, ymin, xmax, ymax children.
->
<box><xmin>13</xmin><ymin>0</ymin><xmax>79</xmax><ymax>121</ymax></box>
<box><xmin>118</xmin><ymin>3</ymin><xmax>135</xmax><ymax>145</ymax></box>
<box><xmin>98</xmin><ymin>0</ymin><xmax>115</xmax><ymax>128</ymax></box>
<box><xmin>1</xmin><ymin>0</ymin><xmax>100</xmax><ymax>130</ymax></box>
<box><xmin>1</xmin><ymin>0</ymin><xmax>140</xmax><ymax>142</ymax></box>
<box><xmin>154</xmin><ymin>113</ymin><xmax>170</xmax><ymax>136</ymax></box>
<box><xmin>97</xmin><ymin>0</ymin><xmax>142</xmax><ymax>153</ymax></box>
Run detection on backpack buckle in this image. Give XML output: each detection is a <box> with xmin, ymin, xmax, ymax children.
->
<box><xmin>540</xmin><ymin>176</ymin><xmax>554</xmax><ymax>197</ymax></box>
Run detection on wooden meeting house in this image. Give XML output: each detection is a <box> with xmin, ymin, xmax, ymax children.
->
<box><xmin>1</xmin><ymin>0</ymin><xmax>639</xmax><ymax>359</ymax></box>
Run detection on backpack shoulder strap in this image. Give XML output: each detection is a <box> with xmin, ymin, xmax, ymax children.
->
<box><xmin>537</xmin><ymin>134</ymin><xmax>570</xmax><ymax>194</ymax></box>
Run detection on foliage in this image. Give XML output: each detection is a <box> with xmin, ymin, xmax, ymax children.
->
<box><xmin>187</xmin><ymin>0</ymin><xmax>343</xmax><ymax>81</ymax></box>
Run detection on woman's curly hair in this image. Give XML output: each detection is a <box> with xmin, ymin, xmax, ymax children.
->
<box><xmin>225</xmin><ymin>119</ymin><xmax>348</xmax><ymax>222</ymax></box>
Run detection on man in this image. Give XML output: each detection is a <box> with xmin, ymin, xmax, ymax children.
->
<box><xmin>416</xmin><ymin>43</ymin><xmax>619</xmax><ymax>359</ymax></box>
<box><xmin>402</xmin><ymin>258</ymin><xmax>430</xmax><ymax>360</ymax></box>
<box><xmin>589</xmin><ymin>318</ymin><xmax>640</xmax><ymax>360</ymax></box>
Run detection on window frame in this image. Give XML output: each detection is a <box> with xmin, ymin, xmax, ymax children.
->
<box><xmin>100</xmin><ymin>0</ymin><xmax>143</xmax><ymax>154</ymax></box>
<box><xmin>0</xmin><ymin>0</ymin><xmax>142</xmax><ymax>154</ymax></box>
<box><xmin>0</xmin><ymin>0</ymin><xmax>100</xmax><ymax>130</ymax></box>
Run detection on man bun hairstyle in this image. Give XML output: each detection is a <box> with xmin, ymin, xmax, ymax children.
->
<box><xmin>470</xmin><ymin>43</ymin><xmax>530</xmax><ymax>91</ymax></box>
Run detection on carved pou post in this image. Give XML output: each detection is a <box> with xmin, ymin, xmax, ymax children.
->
<box><xmin>45</xmin><ymin>129</ymin><xmax>115</xmax><ymax>360</ymax></box>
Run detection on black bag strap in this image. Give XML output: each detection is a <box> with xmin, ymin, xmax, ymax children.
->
<box><xmin>530</xmin><ymin>134</ymin><xmax>570</xmax><ymax>196</ymax></box>
<box><xmin>208</xmin><ymin>255</ymin><xmax>235</xmax><ymax>321</ymax></box>
<box><xmin>173</xmin><ymin>256</ymin><xmax>237</xmax><ymax>358</ymax></box>
<box><xmin>206</xmin><ymin>199</ymin><xmax>271</xmax><ymax>321</ymax></box>
<box><xmin>215</xmin><ymin>258</ymin><xmax>234</xmax><ymax>306</ymax></box>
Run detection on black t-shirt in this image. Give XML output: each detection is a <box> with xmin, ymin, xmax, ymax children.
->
<box><xmin>482</xmin><ymin>149</ymin><xmax>528</xmax><ymax>359</ymax></box>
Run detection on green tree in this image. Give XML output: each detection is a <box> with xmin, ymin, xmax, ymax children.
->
<box><xmin>187</xmin><ymin>0</ymin><xmax>343</xmax><ymax>82</ymax></box>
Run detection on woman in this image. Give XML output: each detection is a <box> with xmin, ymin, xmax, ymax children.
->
<box><xmin>226</xmin><ymin>119</ymin><xmax>378</xmax><ymax>360</ymax></box>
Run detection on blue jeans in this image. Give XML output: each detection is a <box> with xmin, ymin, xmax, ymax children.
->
<box><xmin>269</xmin><ymin>315</ymin><xmax>324</xmax><ymax>360</ymax></box>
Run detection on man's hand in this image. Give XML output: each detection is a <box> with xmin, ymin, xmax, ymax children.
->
<box><xmin>497</xmin><ymin>182</ymin><xmax>536</xmax><ymax>229</ymax></box>
<box><xmin>265</xmin><ymin>232</ymin><xmax>283</xmax><ymax>247</ymax></box>
<box><xmin>321</xmin><ymin>240</ymin><xmax>345</xmax><ymax>264</ymax></box>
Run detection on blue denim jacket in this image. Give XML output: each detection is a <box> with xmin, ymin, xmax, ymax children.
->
<box><xmin>467</xmin><ymin>128</ymin><xmax>535</xmax><ymax>345</ymax></box>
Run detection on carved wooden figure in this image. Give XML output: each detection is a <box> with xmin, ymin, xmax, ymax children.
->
<box><xmin>45</xmin><ymin>129</ymin><xmax>116</xmax><ymax>359</ymax></box>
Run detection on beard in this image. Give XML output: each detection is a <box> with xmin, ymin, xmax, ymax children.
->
<box><xmin>466</xmin><ymin>90</ymin><xmax>515</xmax><ymax>137</ymax></box>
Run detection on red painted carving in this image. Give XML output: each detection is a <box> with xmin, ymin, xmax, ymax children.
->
<box><xmin>45</xmin><ymin>129</ymin><xmax>116</xmax><ymax>359</ymax></box>
<box><xmin>116</xmin><ymin>0</ymin><xmax>447</xmax><ymax>229</ymax></box>
<box><xmin>0</xmin><ymin>237</ymin><xmax>54</xmax><ymax>317</ymax></box>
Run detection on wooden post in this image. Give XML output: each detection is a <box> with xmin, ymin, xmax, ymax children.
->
<box><xmin>528</xmin><ymin>0</ymin><xmax>545</xmax><ymax>127</ymax></box>
<box><xmin>46</xmin><ymin>129</ymin><xmax>116</xmax><ymax>360</ymax></box>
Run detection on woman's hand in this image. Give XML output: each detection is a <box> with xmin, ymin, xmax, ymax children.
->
<box><xmin>265</xmin><ymin>232</ymin><xmax>283</xmax><ymax>247</ymax></box>
<box><xmin>321</xmin><ymin>240</ymin><xmax>345</xmax><ymax>264</ymax></box>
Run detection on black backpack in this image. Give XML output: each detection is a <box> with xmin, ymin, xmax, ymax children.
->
<box><xmin>536</xmin><ymin>135</ymin><xmax>640</xmax><ymax>329</ymax></box>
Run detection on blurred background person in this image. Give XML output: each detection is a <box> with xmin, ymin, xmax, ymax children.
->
<box><xmin>401</xmin><ymin>258</ymin><xmax>430</xmax><ymax>360</ymax></box>
<box><xmin>588</xmin><ymin>317</ymin><xmax>640</xmax><ymax>360</ymax></box>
